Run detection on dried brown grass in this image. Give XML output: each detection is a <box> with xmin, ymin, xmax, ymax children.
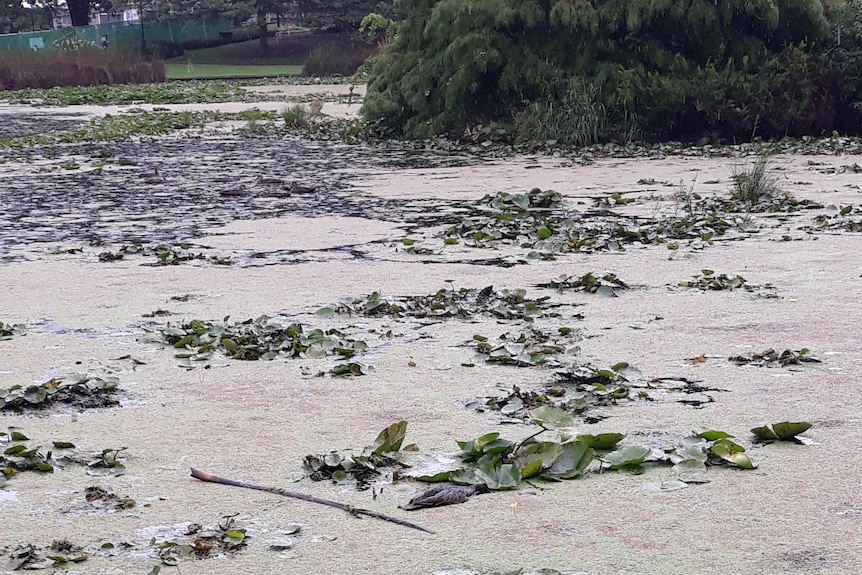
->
<box><xmin>0</xmin><ymin>48</ymin><xmax>165</xmax><ymax>91</ymax></box>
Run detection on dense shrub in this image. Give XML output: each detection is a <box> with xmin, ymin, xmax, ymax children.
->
<box><xmin>364</xmin><ymin>0</ymin><xmax>845</xmax><ymax>143</ymax></box>
<box><xmin>0</xmin><ymin>49</ymin><xmax>165</xmax><ymax>91</ymax></box>
<box><xmin>829</xmin><ymin>0</ymin><xmax>862</xmax><ymax>133</ymax></box>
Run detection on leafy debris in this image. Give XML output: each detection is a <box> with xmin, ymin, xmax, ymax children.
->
<box><xmin>679</xmin><ymin>269</ymin><xmax>760</xmax><ymax>291</ymax></box>
<box><xmin>5</xmin><ymin>541</ymin><xmax>87</xmax><ymax>571</ymax></box>
<box><xmin>157</xmin><ymin>514</ymin><xmax>249</xmax><ymax>565</ymax></box>
<box><xmin>728</xmin><ymin>348</ymin><xmax>821</xmax><ymax>367</ymax></box>
<box><xmin>809</xmin><ymin>206</ymin><xmax>862</xmax><ymax>232</ymax></box>
<box><xmin>751</xmin><ymin>421</ymin><xmax>812</xmax><ymax>442</ymax></box>
<box><xmin>84</xmin><ymin>486</ymin><xmax>136</xmax><ymax>509</ymax></box>
<box><xmin>478</xmin><ymin>188</ymin><xmax>562</xmax><ymax>211</ymax></box>
<box><xmin>0</xmin><ymin>321</ymin><xmax>25</xmax><ymax>339</ymax></box>
<box><xmin>1</xmin><ymin>435</ymin><xmax>128</xmax><ymax>487</ymax></box>
<box><xmin>303</xmin><ymin>421</ymin><xmax>413</xmax><ymax>489</ymax></box>
<box><xmin>98</xmin><ymin>242</ymin><xmax>233</xmax><ymax>266</ymax></box>
<box><xmin>537</xmin><ymin>272</ymin><xmax>629</xmax><ymax>297</ymax></box>
<box><xmin>475</xmin><ymin>365</ymin><xmax>725</xmax><ymax>422</ymax></box>
<box><xmin>0</xmin><ymin>373</ymin><xmax>120</xmax><ymax>411</ymax></box>
<box><xmin>469</xmin><ymin>325</ymin><xmax>578</xmax><ymax>367</ymax></box>
<box><xmin>153</xmin><ymin>315</ymin><xmax>368</xmax><ymax>364</ymax></box>
<box><xmin>404</xmin><ymin>413</ymin><xmax>757</xmax><ymax>491</ymax></box>
<box><xmin>317</xmin><ymin>285</ymin><xmax>559</xmax><ymax>321</ymax></box>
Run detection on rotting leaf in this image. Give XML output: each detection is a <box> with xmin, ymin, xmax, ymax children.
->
<box><xmin>368</xmin><ymin>421</ymin><xmax>408</xmax><ymax>456</ymax></box>
<box><xmin>0</xmin><ymin>321</ymin><xmax>25</xmax><ymax>340</ymax></box>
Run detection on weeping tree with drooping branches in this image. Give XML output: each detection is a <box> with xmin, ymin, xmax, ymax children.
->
<box><xmin>363</xmin><ymin>0</ymin><xmax>841</xmax><ymax>143</ymax></box>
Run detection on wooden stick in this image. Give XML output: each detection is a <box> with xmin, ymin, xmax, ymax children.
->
<box><xmin>190</xmin><ymin>468</ymin><xmax>434</xmax><ymax>534</ymax></box>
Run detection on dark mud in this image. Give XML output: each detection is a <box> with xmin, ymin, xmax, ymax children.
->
<box><xmin>0</xmin><ymin>136</ymin><xmax>480</xmax><ymax>262</ymax></box>
<box><xmin>0</xmin><ymin>112</ymin><xmax>90</xmax><ymax>139</ymax></box>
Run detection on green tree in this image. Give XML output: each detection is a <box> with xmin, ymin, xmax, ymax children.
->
<box><xmin>296</xmin><ymin>0</ymin><xmax>397</xmax><ymax>31</ymax></box>
<box><xmin>1</xmin><ymin>0</ymin><xmax>56</xmax><ymax>32</ymax></box>
<box><xmin>828</xmin><ymin>0</ymin><xmax>862</xmax><ymax>131</ymax></box>
<box><xmin>0</xmin><ymin>0</ymin><xmax>26</xmax><ymax>32</ymax></box>
<box><xmin>364</xmin><ymin>0</ymin><xmax>837</xmax><ymax>142</ymax></box>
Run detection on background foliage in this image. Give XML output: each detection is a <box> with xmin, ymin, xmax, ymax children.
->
<box><xmin>364</xmin><ymin>0</ymin><xmax>860</xmax><ymax>143</ymax></box>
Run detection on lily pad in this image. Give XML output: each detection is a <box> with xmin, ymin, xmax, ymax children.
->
<box><xmin>751</xmin><ymin>421</ymin><xmax>812</xmax><ymax>442</ymax></box>
<box><xmin>529</xmin><ymin>405</ymin><xmax>574</xmax><ymax>429</ymax></box>
<box><xmin>710</xmin><ymin>439</ymin><xmax>756</xmax><ymax>469</ymax></box>
<box><xmin>475</xmin><ymin>462</ymin><xmax>521</xmax><ymax>490</ymax></box>
<box><xmin>543</xmin><ymin>441</ymin><xmax>595</xmax><ymax>479</ymax></box>
<box><xmin>576</xmin><ymin>433</ymin><xmax>624</xmax><ymax>451</ymax></box>
<box><xmin>603</xmin><ymin>445</ymin><xmax>650</xmax><ymax>471</ymax></box>
<box><xmin>512</xmin><ymin>442</ymin><xmax>562</xmax><ymax>478</ymax></box>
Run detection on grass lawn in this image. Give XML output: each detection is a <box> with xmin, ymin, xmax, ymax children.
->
<box><xmin>165</xmin><ymin>63</ymin><xmax>303</xmax><ymax>80</ymax></box>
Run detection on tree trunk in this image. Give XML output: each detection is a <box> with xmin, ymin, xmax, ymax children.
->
<box><xmin>257</xmin><ymin>5</ymin><xmax>268</xmax><ymax>53</ymax></box>
<box><xmin>67</xmin><ymin>0</ymin><xmax>90</xmax><ymax>26</ymax></box>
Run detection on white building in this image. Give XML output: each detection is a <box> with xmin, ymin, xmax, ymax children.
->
<box><xmin>51</xmin><ymin>3</ymin><xmax>139</xmax><ymax>29</ymax></box>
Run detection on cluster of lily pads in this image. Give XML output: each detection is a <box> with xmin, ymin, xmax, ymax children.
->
<box><xmin>1</xmin><ymin>431</ymin><xmax>127</xmax><ymax>488</ymax></box>
<box><xmin>316</xmin><ymin>285</ymin><xmax>559</xmax><ymax>321</ymax></box>
<box><xmin>98</xmin><ymin>243</ymin><xmax>232</xmax><ymax>266</ymax></box>
<box><xmin>303</xmin><ymin>421</ymin><xmax>415</xmax><ymax>489</ymax></box>
<box><xmin>679</xmin><ymin>269</ymin><xmax>752</xmax><ymax>291</ymax></box>
<box><xmin>0</xmin><ymin>374</ymin><xmax>119</xmax><ymax>411</ymax></box>
<box><xmin>476</xmin><ymin>362</ymin><xmax>639</xmax><ymax>421</ymax></box>
<box><xmin>157</xmin><ymin>514</ymin><xmax>248</xmax><ymax>566</ymax></box>
<box><xmin>154</xmin><ymin>315</ymin><xmax>370</xmax><ymax>375</ymax></box>
<box><xmin>442</xmin><ymin>188</ymin><xmax>756</xmax><ymax>255</ymax></box>
<box><xmin>728</xmin><ymin>348</ymin><xmax>821</xmax><ymax>368</ymax></box>
<box><xmin>0</xmin><ymin>80</ymin><xmax>289</xmax><ymax>107</ymax></box>
<box><xmin>5</xmin><ymin>541</ymin><xmax>88</xmax><ymax>571</ymax></box>
<box><xmin>536</xmin><ymin>272</ymin><xmax>629</xmax><ymax>297</ymax></box>
<box><xmin>306</xmin><ymin>416</ymin><xmax>812</xmax><ymax>494</ymax></box>
<box><xmin>468</xmin><ymin>326</ymin><xmax>578</xmax><ymax>368</ymax></box>
<box><xmin>809</xmin><ymin>205</ymin><xmax>862</xmax><ymax>233</ymax></box>
<box><xmin>438</xmin><ymin>172</ymin><xmax>832</xmax><ymax>257</ymax></box>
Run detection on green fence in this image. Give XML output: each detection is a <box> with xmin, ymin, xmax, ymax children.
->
<box><xmin>0</xmin><ymin>18</ymin><xmax>231</xmax><ymax>54</ymax></box>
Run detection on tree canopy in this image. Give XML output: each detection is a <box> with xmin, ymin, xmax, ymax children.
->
<box><xmin>364</xmin><ymin>0</ymin><xmax>845</xmax><ymax>143</ymax></box>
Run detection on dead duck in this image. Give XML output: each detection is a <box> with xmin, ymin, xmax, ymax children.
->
<box><xmin>399</xmin><ymin>483</ymin><xmax>489</xmax><ymax>510</ymax></box>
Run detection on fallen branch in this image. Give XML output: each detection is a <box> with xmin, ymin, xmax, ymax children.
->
<box><xmin>190</xmin><ymin>468</ymin><xmax>434</xmax><ymax>534</ymax></box>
